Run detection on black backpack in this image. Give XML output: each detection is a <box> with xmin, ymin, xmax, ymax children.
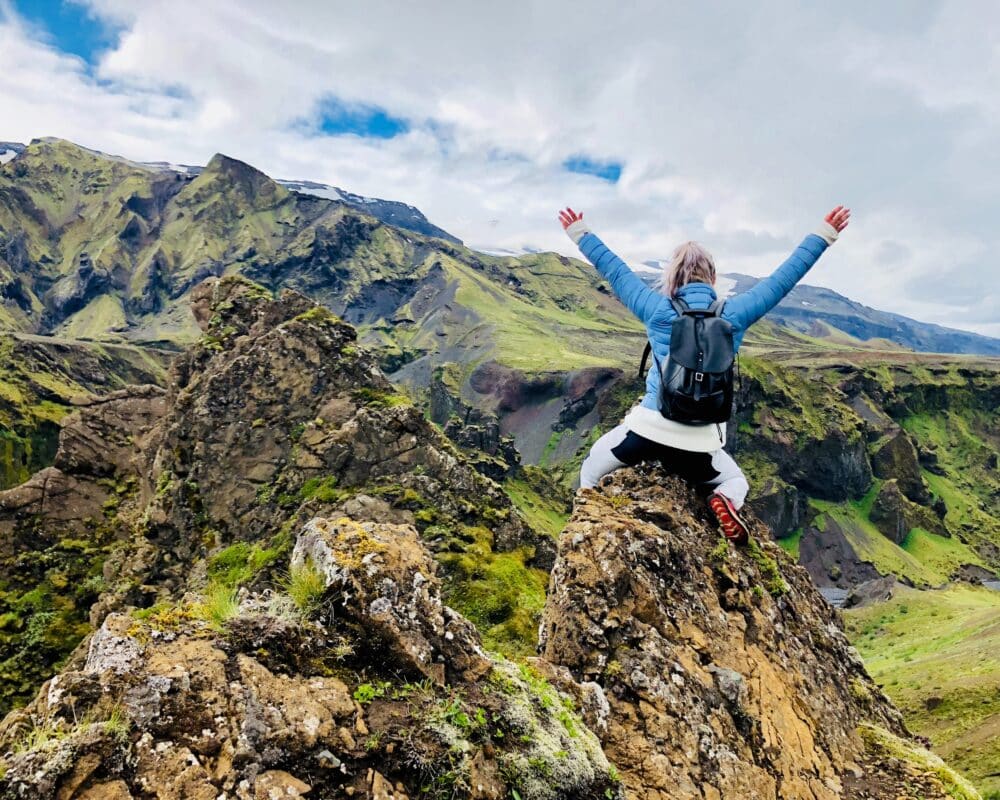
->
<box><xmin>639</xmin><ymin>298</ymin><xmax>735</xmax><ymax>424</ymax></box>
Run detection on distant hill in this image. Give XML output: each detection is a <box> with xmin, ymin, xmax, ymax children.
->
<box><xmin>1</xmin><ymin>139</ymin><xmax>458</xmax><ymax>242</ymax></box>
<box><xmin>721</xmin><ymin>273</ymin><xmax>1000</xmax><ymax>356</ymax></box>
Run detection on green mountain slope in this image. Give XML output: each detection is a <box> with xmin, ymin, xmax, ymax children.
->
<box><xmin>0</xmin><ymin>138</ymin><xmax>643</xmax><ymax>364</ymax></box>
<box><xmin>0</xmin><ymin>332</ymin><xmax>169</xmax><ymax>489</ymax></box>
<box><xmin>846</xmin><ymin>584</ymin><xmax>1000</xmax><ymax>797</ymax></box>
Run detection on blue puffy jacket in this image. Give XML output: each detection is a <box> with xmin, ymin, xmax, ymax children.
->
<box><xmin>577</xmin><ymin>232</ymin><xmax>831</xmax><ymax>410</ymax></box>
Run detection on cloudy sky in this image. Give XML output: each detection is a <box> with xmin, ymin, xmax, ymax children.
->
<box><xmin>1</xmin><ymin>0</ymin><xmax>997</xmax><ymax>335</ymax></box>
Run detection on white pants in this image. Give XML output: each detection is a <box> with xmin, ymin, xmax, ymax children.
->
<box><xmin>580</xmin><ymin>423</ymin><xmax>749</xmax><ymax>508</ymax></box>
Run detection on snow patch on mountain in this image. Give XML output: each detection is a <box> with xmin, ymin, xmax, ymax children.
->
<box><xmin>0</xmin><ymin>142</ymin><xmax>25</xmax><ymax>165</ymax></box>
<box><xmin>715</xmin><ymin>275</ymin><xmax>737</xmax><ymax>298</ymax></box>
<box><xmin>278</xmin><ymin>180</ymin><xmax>345</xmax><ymax>202</ymax></box>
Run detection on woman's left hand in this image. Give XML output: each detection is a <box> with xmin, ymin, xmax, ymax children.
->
<box><xmin>558</xmin><ymin>207</ymin><xmax>584</xmax><ymax>229</ymax></box>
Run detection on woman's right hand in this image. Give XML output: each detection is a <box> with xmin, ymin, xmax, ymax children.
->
<box><xmin>825</xmin><ymin>205</ymin><xmax>851</xmax><ymax>232</ymax></box>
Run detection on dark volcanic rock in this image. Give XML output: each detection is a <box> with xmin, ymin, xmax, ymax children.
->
<box><xmin>430</xmin><ymin>363</ymin><xmax>521</xmax><ymax>479</ymax></box>
<box><xmin>870</xmin><ymin>479</ymin><xmax>949</xmax><ymax>544</ymax></box>
<box><xmin>747</xmin><ymin>477</ymin><xmax>806</xmax><ymax>539</ymax></box>
<box><xmin>798</xmin><ymin>516</ymin><xmax>883</xmax><ymax>588</ymax></box>
<box><xmin>871</xmin><ymin>429</ymin><xmax>929</xmax><ymax>503</ymax></box>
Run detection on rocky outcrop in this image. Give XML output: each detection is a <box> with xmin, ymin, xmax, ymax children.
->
<box><xmin>538</xmin><ymin>467</ymin><xmax>947</xmax><ymax>799</ymax></box>
<box><xmin>430</xmin><ymin>364</ymin><xmax>521</xmax><ymax>480</ymax></box>
<box><xmin>870</xmin><ymin>480</ymin><xmax>949</xmax><ymax>544</ymax></box>
<box><xmin>746</xmin><ymin>477</ymin><xmax>807</xmax><ymax>539</ymax></box>
<box><xmin>139</xmin><ymin>278</ymin><xmax>551</xmax><ymax>584</ymax></box>
<box><xmin>0</xmin><ymin>333</ymin><xmax>169</xmax><ymax>491</ymax></box>
<box><xmin>844</xmin><ymin>576</ymin><xmax>898</xmax><ymax>609</ymax></box>
<box><xmin>752</xmin><ymin>415</ymin><xmax>873</xmax><ymax>502</ymax></box>
<box><xmin>870</xmin><ymin>430</ymin><xmax>928</xmax><ymax>504</ymax></box>
<box><xmin>0</xmin><ymin>515</ymin><xmax>616</xmax><ymax>800</ymax></box>
<box><xmin>0</xmin><ymin>469</ymin><xmax>977</xmax><ymax>800</ymax></box>
<box><xmin>798</xmin><ymin>516</ymin><xmax>883</xmax><ymax>589</ymax></box>
<box><xmin>0</xmin><ymin>278</ymin><xmax>555</xmax><ymax>713</ymax></box>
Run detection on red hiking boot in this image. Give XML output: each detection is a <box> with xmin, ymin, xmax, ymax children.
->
<box><xmin>708</xmin><ymin>492</ymin><xmax>750</xmax><ymax>545</ymax></box>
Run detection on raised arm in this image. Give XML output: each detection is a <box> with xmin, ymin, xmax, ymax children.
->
<box><xmin>725</xmin><ymin>205</ymin><xmax>851</xmax><ymax>329</ymax></box>
<box><xmin>558</xmin><ymin>207</ymin><xmax>661</xmax><ymax>323</ymax></box>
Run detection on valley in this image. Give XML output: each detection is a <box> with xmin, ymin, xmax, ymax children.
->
<box><xmin>0</xmin><ymin>137</ymin><xmax>998</xmax><ymax>797</ymax></box>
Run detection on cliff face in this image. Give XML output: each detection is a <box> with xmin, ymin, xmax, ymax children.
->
<box><xmin>0</xmin><ymin>283</ymin><xmax>980</xmax><ymax>799</ymax></box>
<box><xmin>0</xmin><ymin>334</ymin><xmax>169</xmax><ymax>491</ymax></box>
<box><xmin>732</xmin><ymin>352</ymin><xmax>1000</xmax><ymax>590</ymax></box>
<box><xmin>538</xmin><ymin>470</ymin><xmax>967</xmax><ymax>799</ymax></box>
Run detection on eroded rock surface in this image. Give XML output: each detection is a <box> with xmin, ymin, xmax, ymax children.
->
<box><xmin>0</xmin><ymin>517</ymin><xmax>615</xmax><ymax>800</ymax></box>
<box><xmin>539</xmin><ymin>467</ymin><xmax>968</xmax><ymax>800</ymax></box>
<box><xmin>0</xmin><ymin>278</ymin><xmax>554</xmax><ymax>711</ymax></box>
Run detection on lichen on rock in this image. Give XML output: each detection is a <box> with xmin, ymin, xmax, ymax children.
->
<box><xmin>0</xmin><ymin>515</ymin><xmax>617</xmax><ymax>800</ymax></box>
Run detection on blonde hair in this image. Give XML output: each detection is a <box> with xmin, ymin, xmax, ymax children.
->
<box><xmin>661</xmin><ymin>241</ymin><xmax>716</xmax><ymax>297</ymax></box>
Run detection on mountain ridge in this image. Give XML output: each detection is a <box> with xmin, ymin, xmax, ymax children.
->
<box><xmin>722</xmin><ymin>272</ymin><xmax>1000</xmax><ymax>356</ymax></box>
<box><xmin>3</xmin><ymin>136</ymin><xmax>997</xmax><ymax>355</ymax></box>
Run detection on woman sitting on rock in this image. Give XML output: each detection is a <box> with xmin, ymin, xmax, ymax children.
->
<box><xmin>558</xmin><ymin>204</ymin><xmax>851</xmax><ymax>543</ymax></box>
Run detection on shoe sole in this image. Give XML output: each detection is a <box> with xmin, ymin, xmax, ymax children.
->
<box><xmin>709</xmin><ymin>495</ymin><xmax>750</xmax><ymax>545</ymax></box>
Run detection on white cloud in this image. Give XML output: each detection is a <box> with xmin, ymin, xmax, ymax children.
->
<box><xmin>0</xmin><ymin>0</ymin><xmax>998</xmax><ymax>336</ymax></box>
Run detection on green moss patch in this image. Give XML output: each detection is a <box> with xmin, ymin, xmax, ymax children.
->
<box><xmin>810</xmin><ymin>498</ymin><xmax>945</xmax><ymax>587</ymax></box>
<box><xmin>504</xmin><ymin>470</ymin><xmax>570</xmax><ymax>539</ymax></box>
<box><xmin>777</xmin><ymin>527</ymin><xmax>802</xmax><ymax>560</ymax></box>
<box><xmin>439</xmin><ymin>528</ymin><xmax>548</xmax><ymax>657</ymax></box>
<box><xmin>206</xmin><ymin>534</ymin><xmax>291</xmax><ymax>590</ymax></box>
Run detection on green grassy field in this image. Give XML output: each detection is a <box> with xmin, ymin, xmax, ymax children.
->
<box><xmin>846</xmin><ymin>584</ymin><xmax>1000</xmax><ymax>797</ymax></box>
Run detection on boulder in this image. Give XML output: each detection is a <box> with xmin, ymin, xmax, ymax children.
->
<box><xmin>540</xmin><ymin>466</ymin><xmax>928</xmax><ymax>800</ymax></box>
<box><xmin>747</xmin><ymin>477</ymin><xmax>805</xmax><ymax>539</ymax></box>
<box><xmin>844</xmin><ymin>576</ymin><xmax>898</xmax><ymax>609</ymax></box>
<box><xmin>871</xmin><ymin>479</ymin><xmax>949</xmax><ymax>544</ymax></box>
<box><xmin>871</xmin><ymin>430</ymin><xmax>929</xmax><ymax>503</ymax></box>
<box><xmin>291</xmin><ymin>516</ymin><xmax>491</xmax><ymax>686</ymax></box>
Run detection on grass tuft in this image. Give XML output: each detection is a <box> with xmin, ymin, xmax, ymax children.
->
<box><xmin>284</xmin><ymin>561</ymin><xmax>327</xmax><ymax>614</ymax></box>
<box><xmin>194</xmin><ymin>583</ymin><xmax>240</xmax><ymax>629</ymax></box>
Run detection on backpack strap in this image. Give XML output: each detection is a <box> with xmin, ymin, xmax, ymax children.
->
<box><xmin>669</xmin><ymin>296</ymin><xmax>689</xmax><ymax>316</ymax></box>
<box><xmin>639</xmin><ymin>342</ymin><xmax>652</xmax><ymax>379</ymax></box>
<box><xmin>707</xmin><ymin>299</ymin><xmax>726</xmax><ymax>317</ymax></box>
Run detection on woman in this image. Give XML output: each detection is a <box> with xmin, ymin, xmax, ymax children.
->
<box><xmin>558</xmin><ymin>204</ymin><xmax>851</xmax><ymax>543</ymax></box>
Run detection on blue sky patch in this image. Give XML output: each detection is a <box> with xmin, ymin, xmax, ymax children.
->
<box><xmin>315</xmin><ymin>97</ymin><xmax>409</xmax><ymax>139</ymax></box>
<box><xmin>563</xmin><ymin>155</ymin><xmax>623</xmax><ymax>183</ymax></box>
<box><xmin>12</xmin><ymin>0</ymin><xmax>117</xmax><ymax>64</ymax></box>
